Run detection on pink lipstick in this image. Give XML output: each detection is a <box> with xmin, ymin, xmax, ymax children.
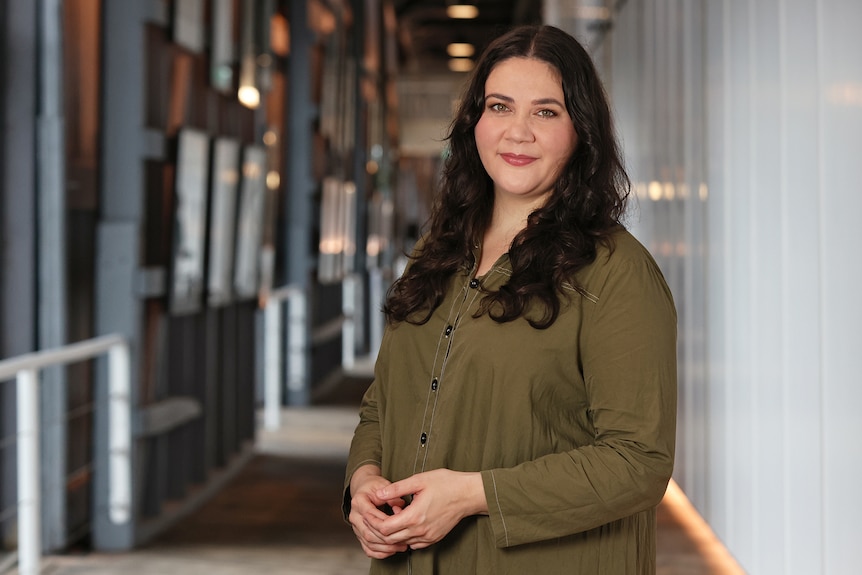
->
<box><xmin>500</xmin><ymin>153</ymin><xmax>537</xmax><ymax>166</ymax></box>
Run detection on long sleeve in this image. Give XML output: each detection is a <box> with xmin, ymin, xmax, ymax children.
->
<box><xmin>342</xmin><ymin>347</ymin><xmax>385</xmax><ymax>519</ymax></box>
<box><xmin>481</xmin><ymin>244</ymin><xmax>677</xmax><ymax>547</ymax></box>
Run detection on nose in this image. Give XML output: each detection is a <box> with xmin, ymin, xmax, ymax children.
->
<box><xmin>504</xmin><ymin>113</ymin><xmax>535</xmax><ymax>143</ymax></box>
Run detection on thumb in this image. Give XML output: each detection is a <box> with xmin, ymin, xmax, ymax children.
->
<box><xmin>377</xmin><ymin>475</ymin><xmax>421</xmax><ymax>501</ymax></box>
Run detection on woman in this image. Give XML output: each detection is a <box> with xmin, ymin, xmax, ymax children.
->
<box><xmin>344</xmin><ymin>24</ymin><xmax>677</xmax><ymax>574</ymax></box>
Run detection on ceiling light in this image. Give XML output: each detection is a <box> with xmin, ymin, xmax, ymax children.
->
<box><xmin>448</xmin><ymin>58</ymin><xmax>475</xmax><ymax>73</ymax></box>
<box><xmin>447</xmin><ymin>4</ymin><xmax>479</xmax><ymax>19</ymax></box>
<box><xmin>447</xmin><ymin>42</ymin><xmax>475</xmax><ymax>58</ymax></box>
<box><xmin>238</xmin><ymin>58</ymin><xmax>260</xmax><ymax>109</ymax></box>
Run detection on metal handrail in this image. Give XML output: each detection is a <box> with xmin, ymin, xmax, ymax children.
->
<box><xmin>261</xmin><ymin>277</ymin><xmax>363</xmax><ymax>430</ymax></box>
<box><xmin>0</xmin><ymin>334</ymin><xmax>131</xmax><ymax>575</ymax></box>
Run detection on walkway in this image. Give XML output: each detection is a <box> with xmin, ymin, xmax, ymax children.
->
<box><xmin>23</xmin><ymin>378</ymin><xmax>744</xmax><ymax>575</ymax></box>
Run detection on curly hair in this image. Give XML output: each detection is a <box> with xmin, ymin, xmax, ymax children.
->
<box><xmin>384</xmin><ymin>25</ymin><xmax>630</xmax><ymax>329</ymax></box>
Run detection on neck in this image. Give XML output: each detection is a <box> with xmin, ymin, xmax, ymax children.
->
<box><xmin>487</xmin><ymin>193</ymin><xmax>543</xmax><ymax>240</ymax></box>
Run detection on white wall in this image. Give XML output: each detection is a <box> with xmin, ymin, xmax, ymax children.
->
<box><xmin>603</xmin><ymin>1</ymin><xmax>862</xmax><ymax>573</ymax></box>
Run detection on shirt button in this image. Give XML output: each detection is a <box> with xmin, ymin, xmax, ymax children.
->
<box><xmin>431</xmin><ymin>378</ymin><xmax>438</xmax><ymax>391</ymax></box>
<box><xmin>469</xmin><ymin>279</ymin><xmax>479</xmax><ymax>289</ymax></box>
<box><xmin>444</xmin><ymin>325</ymin><xmax>453</xmax><ymax>336</ymax></box>
<box><xmin>420</xmin><ymin>432</ymin><xmax>427</xmax><ymax>445</ymax></box>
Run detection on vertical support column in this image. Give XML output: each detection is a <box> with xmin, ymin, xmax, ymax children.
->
<box><xmin>36</xmin><ymin>0</ymin><xmax>69</xmax><ymax>553</ymax></box>
<box><xmin>93</xmin><ymin>0</ymin><xmax>146</xmax><ymax>551</ymax></box>
<box><xmin>1</xmin><ymin>0</ymin><xmax>39</xmax><ymax>551</ymax></box>
<box><xmin>286</xmin><ymin>0</ymin><xmax>315</xmax><ymax>405</ymax></box>
<box><xmin>352</xmin><ymin>0</ymin><xmax>369</xmax><ymax>276</ymax></box>
<box><xmin>351</xmin><ymin>0</ymin><xmax>370</xmax><ymax>357</ymax></box>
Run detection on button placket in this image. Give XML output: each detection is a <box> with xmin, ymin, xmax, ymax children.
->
<box><xmin>413</xmin><ymin>275</ymin><xmax>485</xmax><ymax>472</ymax></box>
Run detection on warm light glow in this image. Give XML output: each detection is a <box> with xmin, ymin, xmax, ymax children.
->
<box><xmin>447</xmin><ymin>42</ymin><xmax>475</xmax><ymax>58</ymax></box>
<box><xmin>699</xmin><ymin>183</ymin><xmax>709</xmax><ymax>201</ymax></box>
<box><xmin>447</xmin><ymin>4</ymin><xmax>479</xmax><ymax>19</ymax></box>
<box><xmin>827</xmin><ymin>82</ymin><xmax>862</xmax><ymax>107</ymax></box>
<box><xmin>220</xmin><ymin>168</ymin><xmax>239</xmax><ymax>186</ymax></box>
<box><xmin>663</xmin><ymin>182</ymin><xmax>675</xmax><ymax>201</ymax></box>
<box><xmin>661</xmin><ymin>480</ymin><xmax>746</xmax><ymax>574</ymax></box>
<box><xmin>270</xmin><ymin>13</ymin><xmax>290</xmax><ymax>56</ymax></box>
<box><xmin>319</xmin><ymin>238</ymin><xmax>342</xmax><ymax>255</ymax></box>
<box><xmin>243</xmin><ymin>161</ymin><xmax>262</xmax><ymax>179</ymax></box>
<box><xmin>648</xmin><ymin>181</ymin><xmax>663</xmax><ymax>202</ymax></box>
<box><xmin>263</xmin><ymin>130</ymin><xmax>278</xmax><ymax>146</ymax></box>
<box><xmin>309</xmin><ymin>0</ymin><xmax>337</xmax><ymax>35</ymax></box>
<box><xmin>238</xmin><ymin>85</ymin><xmax>260</xmax><ymax>108</ymax></box>
<box><xmin>366</xmin><ymin>235</ymin><xmax>381</xmax><ymax>257</ymax></box>
<box><xmin>366</xmin><ymin>160</ymin><xmax>379</xmax><ymax>175</ymax></box>
<box><xmin>575</xmin><ymin>6</ymin><xmax>611</xmax><ymax>20</ymax></box>
<box><xmin>266</xmin><ymin>171</ymin><xmax>280</xmax><ymax>190</ymax></box>
<box><xmin>448</xmin><ymin>58</ymin><xmax>475</xmax><ymax>72</ymax></box>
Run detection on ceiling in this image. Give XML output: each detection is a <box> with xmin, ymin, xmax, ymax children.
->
<box><xmin>393</xmin><ymin>0</ymin><xmax>542</xmax><ymax>73</ymax></box>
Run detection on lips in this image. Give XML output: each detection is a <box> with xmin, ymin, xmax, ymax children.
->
<box><xmin>500</xmin><ymin>153</ymin><xmax>537</xmax><ymax>166</ymax></box>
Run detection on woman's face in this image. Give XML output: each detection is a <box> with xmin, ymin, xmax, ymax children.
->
<box><xmin>474</xmin><ymin>57</ymin><xmax>578</xmax><ymax>206</ymax></box>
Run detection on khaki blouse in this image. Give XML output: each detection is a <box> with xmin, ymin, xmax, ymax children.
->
<box><xmin>344</xmin><ymin>229</ymin><xmax>677</xmax><ymax>574</ymax></box>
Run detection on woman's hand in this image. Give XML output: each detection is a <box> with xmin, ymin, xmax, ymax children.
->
<box><xmin>348</xmin><ymin>464</ymin><xmax>409</xmax><ymax>559</ymax></box>
<box><xmin>363</xmin><ymin>468</ymin><xmax>488</xmax><ymax>551</ymax></box>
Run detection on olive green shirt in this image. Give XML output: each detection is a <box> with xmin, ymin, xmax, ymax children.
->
<box><xmin>344</xmin><ymin>229</ymin><xmax>677</xmax><ymax>574</ymax></box>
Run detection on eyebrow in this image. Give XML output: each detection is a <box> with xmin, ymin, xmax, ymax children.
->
<box><xmin>485</xmin><ymin>93</ymin><xmax>565</xmax><ymax>107</ymax></box>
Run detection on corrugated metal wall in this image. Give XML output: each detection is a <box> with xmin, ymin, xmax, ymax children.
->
<box><xmin>607</xmin><ymin>1</ymin><xmax>862</xmax><ymax>573</ymax></box>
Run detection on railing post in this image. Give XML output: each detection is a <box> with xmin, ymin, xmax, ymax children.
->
<box><xmin>286</xmin><ymin>289</ymin><xmax>307</xmax><ymax>404</ymax></box>
<box><xmin>368</xmin><ymin>268</ymin><xmax>384</xmax><ymax>362</ymax></box>
<box><xmin>108</xmin><ymin>341</ymin><xmax>132</xmax><ymax>524</ymax></box>
<box><xmin>263</xmin><ymin>299</ymin><xmax>282</xmax><ymax>430</ymax></box>
<box><xmin>342</xmin><ymin>274</ymin><xmax>356</xmax><ymax>369</ymax></box>
<box><xmin>16</xmin><ymin>368</ymin><xmax>41</xmax><ymax>575</ymax></box>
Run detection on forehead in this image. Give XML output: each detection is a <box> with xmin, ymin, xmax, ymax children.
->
<box><xmin>484</xmin><ymin>57</ymin><xmax>563</xmax><ymax>94</ymax></box>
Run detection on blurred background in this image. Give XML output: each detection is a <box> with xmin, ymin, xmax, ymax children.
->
<box><xmin>1</xmin><ymin>1</ymin><xmax>860</xmax><ymax>573</ymax></box>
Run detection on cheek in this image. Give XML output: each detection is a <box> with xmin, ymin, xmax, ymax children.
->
<box><xmin>474</xmin><ymin>119</ymin><xmax>496</xmax><ymax>160</ymax></box>
<box><xmin>474</xmin><ymin>117</ymin><xmax>489</xmax><ymax>142</ymax></box>
<box><xmin>553</xmin><ymin>129</ymin><xmax>578</xmax><ymax>164</ymax></box>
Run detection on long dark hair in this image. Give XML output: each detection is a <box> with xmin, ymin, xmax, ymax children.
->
<box><xmin>385</xmin><ymin>25</ymin><xmax>630</xmax><ymax>329</ymax></box>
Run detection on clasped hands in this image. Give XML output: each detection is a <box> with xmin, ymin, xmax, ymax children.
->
<box><xmin>348</xmin><ymin>465</ymin><xmax>488</xmax><ymax>559</ymax></box>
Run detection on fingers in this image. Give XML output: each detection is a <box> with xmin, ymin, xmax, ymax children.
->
<box><xmin>365</xmin><ymin>504</ymin><xmax>416</xmax><ymax>537</ymax></box>
<box><xmin>376</xmin><ymin>475</ymin><xmax>420</xmax><ymax>502</ymax></box>
<box><xmin>349</xmin><ymin>489</ymin><xmax>410</xmax><ymax>559</ymax></box>
<box><xmin>350</xmin><ymin>508</ymin><xmax>408</xmax><ymax>558</ymax></box>
<box><xmin>350</xmin><ymin>469</ymin><xmax>473</xmax><ymax>556</ymax></box>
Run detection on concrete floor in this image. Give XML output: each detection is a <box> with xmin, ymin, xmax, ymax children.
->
<box><xmin>21</xmin><ymin>401</ymin><xmax>743</xmax><ymax>575</ymax></box>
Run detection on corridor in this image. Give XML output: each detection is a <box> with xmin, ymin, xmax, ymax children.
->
<box><xmin>27</xmin><ymin>377</ymin><xmax>743</xmax><ymax>575</ymax></box>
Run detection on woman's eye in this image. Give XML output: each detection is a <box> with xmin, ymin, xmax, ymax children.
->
<box><xmin>489</xmin><ymin>102</ymin><xmax>508</xmax><ymax>112</ymax></box>
<box><xmin>537</xmin><ymin>109</ymin><xmax>557</xmax><ymax>118</ymax></box>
